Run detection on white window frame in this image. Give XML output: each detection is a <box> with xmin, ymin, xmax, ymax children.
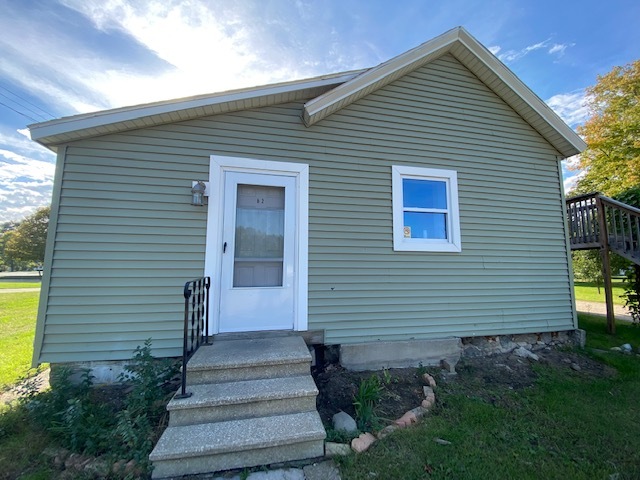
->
<box><xmin>392</xmin><ymin>165</ymin><xmax>462</xmax><ymax>252</ymax></box>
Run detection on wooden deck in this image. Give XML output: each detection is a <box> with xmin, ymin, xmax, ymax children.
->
<box><xmin>566</xmin><ymin>192</ymin><xmax>640</xmax><ymax>333</ymax></box>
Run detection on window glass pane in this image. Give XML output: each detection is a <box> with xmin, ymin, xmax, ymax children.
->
<box><xmin>403</xmin><ymin>179</ymin><xmax>447</xmax><ymax>209</ymax></box>
<box><xmin>234</xmin><ymin>184</ymin><xmax>284</xmax><ymax>287</ymax></box>
<box><xmin>403</xmin><ymin>212</ymin><xmax>447</xmax><ymax>239</ymax></box>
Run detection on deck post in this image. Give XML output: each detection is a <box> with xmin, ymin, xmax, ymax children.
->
<box><xmin>595</xmin><ymin>194</ymin><xmax>616</xmax><ymax>334</ymax></box>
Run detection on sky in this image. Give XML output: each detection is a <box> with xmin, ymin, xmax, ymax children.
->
<box><xmin>1</xmin><ymin>0</ymin><xmax>639</xmax><ymax>223</ymax></box>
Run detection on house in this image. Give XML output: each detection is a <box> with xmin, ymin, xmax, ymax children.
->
<box><xmin>29</xmin><ymin>26</ymin><xmax>585</xmax><ymax>373</ymax></box>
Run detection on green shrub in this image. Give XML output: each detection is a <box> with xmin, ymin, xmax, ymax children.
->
<box><xmin>21</xmin><ymin>339</ymin><xmax>178</xmax><ymax>476</ymax></box>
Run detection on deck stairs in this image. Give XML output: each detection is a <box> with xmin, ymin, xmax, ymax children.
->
<box><xmin>149</xmin><ymin>335</ymin><xmax>326</xmax><ymax>479</ymax></box>
<box><xmin>566</xmin><ymin>192</ymin><xmax>640</xmax><ymax>332</ymax></box>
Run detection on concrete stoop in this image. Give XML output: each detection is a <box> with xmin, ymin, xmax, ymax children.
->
<box><xmin>150</xmin><ymin>336</ymin><xmax>326</xmax><ymax>479</ymax></box>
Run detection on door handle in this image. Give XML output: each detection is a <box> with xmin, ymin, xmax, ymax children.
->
<box><xmin>223</xmin><ymin>242</ymin><xmax>227</xmax><ymax>253</ymax></box>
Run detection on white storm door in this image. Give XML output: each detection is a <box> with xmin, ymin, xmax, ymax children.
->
<box><xmin>219</xmin><ymin>171</ymin><xmax>296</xmax><ymax>332</ymax></box>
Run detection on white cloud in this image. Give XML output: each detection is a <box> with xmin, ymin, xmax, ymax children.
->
<box><xmin>0</xmin><ymin>148</ymin><xmax>55</xmax><ymax>223</ymax></box>
<box><xmin>497</xmin><ymin>38</ymin><xmax>574</xmax><ymax>64</ymax></box>
<box><xmin>0</xmin><ymin>127</ymin><xmax>56</xmax><ymax>223</ymax></box>
<box><xmin>546</xmin><ymin>90</ymin><xmax>590</xmax><ymax>127</ymax></box>
<box><xmin>0</xmin><ymin>1</ymin><xmax>369</xmax><ymax>220</ymax></box>
<box><xmin>549</xmin><ymin>43</ymin><xmax>567</xmax><ymax>55</ymax></box>
<box><xmin>27</xmin><ymin>0</ymin><xmax>365</xmax><ymax>112</ymax></box>
<box><xmin>498</xmin><ymin>39</ymin><xmax>550</xmax><ymax>63</ymax></box>
<box><xmin>562</xmin><ymin>160</ymin><xmax>586</xmax><ymax>195</ymax></box>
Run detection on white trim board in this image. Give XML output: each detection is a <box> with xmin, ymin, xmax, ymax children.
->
<box><xmin>204</xmin><ymin>155</ymin><xmax>309</xmax><ymax>334</ymax></box>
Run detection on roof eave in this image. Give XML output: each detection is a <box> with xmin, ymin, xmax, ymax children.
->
<box><xmin>29</xmin><ymin>70</ymin><xmax>364</xmax><ymax>148</ymax></box>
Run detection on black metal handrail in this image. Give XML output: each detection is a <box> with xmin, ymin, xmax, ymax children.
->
<box><xmin>176</xmin><ymin>276</ymin><xmax>211</xmax><ymax>399</ymax></box>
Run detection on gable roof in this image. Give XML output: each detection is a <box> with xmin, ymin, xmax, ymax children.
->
<box><xmin>29</xmin><ymin>27</ymin><xmax>585</xmax><ymax>158</ymax></box>
<box><xmin>303</xmin><ymin>27</ymin><xmax>585</xmax><ymax>157</ymax></box>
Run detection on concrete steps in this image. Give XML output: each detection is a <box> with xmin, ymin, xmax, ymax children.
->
<box><xmin>186</xmin><ymin>336</ymin><xmax>313</xmax><ymax>384</ymax></box>
<box><xmin>167</xmin><ymin>376</ymin><xmax>319</xmax><ymax>426</ymax></box>
<box><xmin>150</xmin><ymin>335</ymin><xmax>326</xmax><ymax>479</ymax></box>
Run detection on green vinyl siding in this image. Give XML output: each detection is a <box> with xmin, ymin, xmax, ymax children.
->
<box><xmin>35</xmin><ymin>53</ymin><xmax>575</xmax><ymax>363</ymax></box>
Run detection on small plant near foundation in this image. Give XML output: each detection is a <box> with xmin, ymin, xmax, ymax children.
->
<box><xmin>353</xmin><ymin>374</ymin><xmax>383</xmax><ymax>431</ymax></box>
<box><xmin>20</xmin><ymin>339</ymin><xmax>178</xmax><ymax>477</ymax></box>
<box><xmin>382</xmin><ymin>368</ymin><xmax>392</xmax><ymax>385</ymax></box>
<box><xmin>325</xmin><ymin>425</ymin><xmax>360</xmax><ymax>443</ymax></box>
<box><xmin>416</xmin><ymin>362</ymin><xmax>427</xmax><ymax>377</ymax></box>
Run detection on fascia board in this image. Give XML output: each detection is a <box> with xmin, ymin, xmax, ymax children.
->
<box><xmin>29</xmin><ymin>71</ymin><xmax>361</xmax><ymax>145</ymax></box>
<box><xmin>455</xmin><ymin>28</ymin><xmax>586</xmax><ymax>156</ymax></box>
<box><xmin>302</xmin><ymin>27</ymin><xmax>462</xmax><ymax>126</ymax></box>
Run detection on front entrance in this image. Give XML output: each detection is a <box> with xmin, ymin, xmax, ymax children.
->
<box><xmin>205</xmin><ymin>156</ymin><xmax>309</xmax><ymax>334</ymax></box>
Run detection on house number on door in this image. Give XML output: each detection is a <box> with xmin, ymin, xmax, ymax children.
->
<box><xmin>257</xmin><ymin>198</ymin><xmax>264</xmax><ymax>204</ymax></box>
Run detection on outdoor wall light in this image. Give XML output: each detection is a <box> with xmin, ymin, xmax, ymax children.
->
<box><xmin>191</xmin><ymin>181</ymin><xmax>207</xmax><ymax>206</ymax></box>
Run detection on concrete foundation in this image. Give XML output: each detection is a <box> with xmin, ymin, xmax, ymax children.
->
<box><xmin>50</xmin><ymin>360</ymin><xmax>130</xmax><ymax>386</ymax></box>
<box><xmin>339</xmin><ymin>337</ymin><xmax>462</xmax><ymax>371</ymax></box>
<box><xmin>461</xmin><ymin>329</ymin><xmax>586</xmax><ymax>358</ymax></box>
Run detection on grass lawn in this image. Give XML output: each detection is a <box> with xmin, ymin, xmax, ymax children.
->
<box><xmin>0</xmin><ymin>291</ymin><xmax>40</xmax><ymax>389</ymax></box>
<box><xmin>574</xmin><ymin>280</ymin><xmax>626</xmax><ymax>305</ymax></box>
<box><xmin>0</xmin><ymin>282</ymin><xmax>41</xmax><ymax>289</ymax></box>
<box><xmin>337</xmin><ymin>313</ymin><xmax>640</xmax><ymax>479</ymax></box>
<box><xmin>1</xmin><ymin>293</ymin><xmax>639</xmax><ymax>479</ymax></box>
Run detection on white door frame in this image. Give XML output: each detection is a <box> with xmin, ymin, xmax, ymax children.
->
<box><xmin>204</xmin><ymin>155</ymin><xmax>309</xmax><ymax>334</ymax></box>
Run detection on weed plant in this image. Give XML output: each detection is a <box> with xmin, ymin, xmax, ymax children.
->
<box><xmin>353</xmin><ymin>374</ymin><xmax>383</xmax><ymax>431</ymax></box>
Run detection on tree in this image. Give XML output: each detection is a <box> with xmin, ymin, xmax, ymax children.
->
<box><xmin>573</xmin><ymin>59</ymin><xmax>640</xmax><ymax>196</ymax></box>
<box><xmin>3</xmin><ymin>206</ymin><xmax>50</xmax><ymax>265</ymax></box>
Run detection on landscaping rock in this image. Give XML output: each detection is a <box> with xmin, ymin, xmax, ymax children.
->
<box><xmin>422</xmin><ymin>397</ymin><xmax>435</xmax><ymax>409</ymax></box>
<box><xmin>351</xmin><ymin>432</ymin><xmax>376</xmax><ymax>452</ymax></box>
<box><xmin>332</xmin><ymin>411</ymin><xmax>357</xmax><ymax>433</ymax></box>
<box><xmin>325</xmin><ymin>442</ymin><xmax>352</xmax><ymax>457</ymax></box>
<box><xmin>64</xmin><ymin>453</ymin><xmax>91</xmax><ymax>471</ymax></box>
<box><xmin>112</xmin><ymin>460</ymin><xmax>126</xmax><ymax>475</ymax></box>
<box><xmin>394</xmin><ymin>410</ymin><xmax>418</xmax><ymax>427</ymax></box>
<box><xmin>610</xmin><ymin>347</ymin><xmax>622</xmax><ymax>352</ymax></box>
<box><xmin>571</xmin><ymin>363</ymin><xmax>582</xmax><ymax>372</ymax></box>
<box><xmin>376</xmin><ymin>425</ymin><xmax>397</xmax><ymax>439</ymax></box>
<box><xmin>42</xmin><ymin>447</ymin><xmax>70</xmax><ymax>469</ymax></box>
<box><xmin>621</xmin><ymin>344</ymin><xmax>633</xmax><ymax>354</ymax></box>
<box><xmin>513</xmin><ymin>347</ymin><xmax>539</xmax><ymax>361</ymax></box>
<box><xmin>462</xmin><ymin>344</ymin><xmax>484</xmax><ymax>357</ymax></box>
<box><xmin>422</xmin><ymin>373</ymin><xmax>437</xmax><ymax>387</ymax></box>
<box><xmin>247</xmin><ymin>469</ymin><xmax>305</xmax><ymax>480</ymax></box>
<box><xmin>440</xmin><ymin>358</ymin><xmax>457</xmax><ymax>374</ymax></box>
<box><xmin>410</xmin><ymin>406</ymin><xmax>427</xmax><ymax>419</ymax></box>
<box><xmin>303</xmin><ymin>460</ymin><xmax>341</xmax><ymax>480</ymax></box>
<box><xmin>434</xmin><ymin>438</ymin><xmax>452</xmax><ymax>445</ymax></box>
<box><xmin>83</xmin><ymin>456</ymin><xmax>110</xmax><ymax>477</ymax></box>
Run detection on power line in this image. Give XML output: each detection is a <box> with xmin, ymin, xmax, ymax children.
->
<box><xmin>0</xmin><ymin>91</ymin><xmax>49</xmax><ymax>122</ymax></box>
<box><xmin>0</xmin><ymin>85</ymin><xmax>55</xmax><ymax>119</ymax></box>
<box><xmin>0</xmin><ymin>100</ymin><xmax>39</xmax><ymax>123</ymax></box>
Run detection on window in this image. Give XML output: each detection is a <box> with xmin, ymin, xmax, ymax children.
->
<box><xmin>392</xmin><ymin>165</ymin><xmax>461</xmax><ymax>252</ymax></box>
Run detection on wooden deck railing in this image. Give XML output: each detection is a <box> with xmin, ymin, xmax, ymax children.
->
<box><xmin>566</xmin><ymin>192</ymin><xmax>640</xmax><ymax>264</ymax></box>
<box><xmin>566</xmin><ymin>192</ymin><xmax>640</xmax><ymax>334</ymax></box>
<box><xmin>566</xmin><ymin>193</ymin><xmax>601</xmax><ymax>249</ymax></box>
<box><xmin>602</xmin><ymin>196</ymin><xmax>640</xmax><ymax>265</ymax></box>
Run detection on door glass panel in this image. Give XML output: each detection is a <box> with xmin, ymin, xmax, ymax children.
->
<box><xmin>233</xmin><ymin>184</ymin><xmax>285</xmax><ymax>287</ymax></box>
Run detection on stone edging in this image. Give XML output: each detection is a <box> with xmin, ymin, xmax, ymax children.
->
<box><xmin>327</xmin><ymin>372</ymin><xmax>438</xmax><ymax>455</ymax></box>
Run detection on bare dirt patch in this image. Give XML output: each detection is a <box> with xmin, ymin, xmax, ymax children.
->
<box><xmin>313</xmin><ymin>347</ymin><xmax>616</xmax><ymax>427</ymax></box>
<box><xmin>313</xmin><ymin>365</ymin><xmax>425</xmax><ymax>425</ymax></box>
